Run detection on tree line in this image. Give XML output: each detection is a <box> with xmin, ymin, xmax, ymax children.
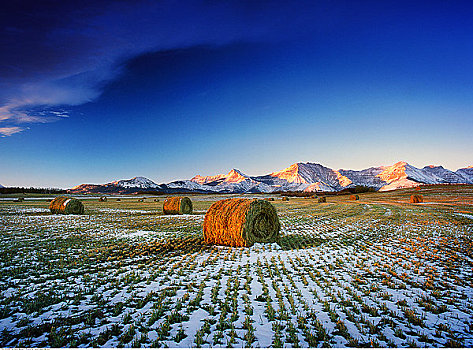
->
<box><xmin>0</xmin><ymin>187</ymin><xmax>66</xmax><ymax>194</ymax></box>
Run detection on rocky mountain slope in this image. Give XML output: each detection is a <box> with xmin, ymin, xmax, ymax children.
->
<box><xmin>69</xmin><ymin>162</ymin><xmax>473</xmax><ymax>194</ymax></box>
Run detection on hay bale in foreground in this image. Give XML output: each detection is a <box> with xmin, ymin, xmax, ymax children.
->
<box><xmin>99</xmin><ymin>196</ymin><xmax>107</xmax><ymax>202</ymax></box>
<box><xmin>203</xmin><ymin>198</ymin><xmax>280</xmax><ymax>247</ymax></box>
<box><xmin>318</xmin><ymin>196</ymin><xmax>326</xmax><ymax>203</ymax></box>
<box><xmin>410</xmin><ymin>194</ymin><xmax>423</xmax><ymax>203</ymax></box>
<box><xmin>163</xmin><ymin>196</ymin><xmax>193</xmax><ymax>215</ymax></box>
<box><xmin>49</xmin><ymin>196</ymin><xmax>84</xmax><ymax>215</ymax></box>
<box><xmin>349</xmin><ymin>194</ymin><xmax>360</xmax><ymax>200</ymax></box>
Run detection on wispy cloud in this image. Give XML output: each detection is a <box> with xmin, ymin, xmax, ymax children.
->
<box><xmin>0</xmin><ymin>98</ymin><xmax>70</xmax><ymax>136</ymax></box>
<box><xmin>0</xmin><ymin>0</ymin><xmax>335</xmax><ymax>136</ymax></box>
<box><xmin>0</xmin><ymin>126</ymin><xmax>24</xmax><ymax>137</ymax></box>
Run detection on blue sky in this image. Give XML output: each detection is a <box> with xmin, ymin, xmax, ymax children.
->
<box><xmin>1</xmin><ymin>0</ymin><xmax>472</xmax><ymax>188</ymax></box>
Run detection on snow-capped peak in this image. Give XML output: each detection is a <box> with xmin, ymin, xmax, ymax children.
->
<box><xmin>376</xmin><ymin>161</ymin><xmax>411</xmax><ymax>183</ymax></box>
<box><xmin>265</xmin><ymin>162</ymin><xmax>354</xmax><ymax>191</ymax></box>
<box><xmin>270</xmin><ymin>163</ymin><xmax>309</xmax><ymax>184</ymax></box>
<box><xmin>111</xmin><ymin>176</ymin><xmax>158</xmax><ymax>188</ymax></box>
<box><xmin>69</xmin><ymin>161</ymin><xmax>473</xmax><ymax>194</ymax></box>
<box><xmin>225</xmin><ymin>169</ymin><xmax>248</xmax><ymax>183</ymax></box>
<box><xmin>191</xmin><ymin>169</ymin><xmax>249</xmax><ymax>184</ymax></box>
<box><xmin>190</xmin><ymin>173</ymin><xmax>226</xmax><ymax>184</ymax></box>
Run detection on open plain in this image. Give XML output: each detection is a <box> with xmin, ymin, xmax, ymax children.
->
<box><xmin>1</xmin><ymin>185</ymin><xmax>472</xmax><ymax>347</ymax></box>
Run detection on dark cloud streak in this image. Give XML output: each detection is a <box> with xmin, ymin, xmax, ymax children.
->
<box><xmin>0</xmin><ymin>0</ymin><xmax>340</xmax><ymax>136</ymax></box>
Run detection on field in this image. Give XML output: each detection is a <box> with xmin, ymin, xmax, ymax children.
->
<box><xmin>1</xmin><ymin>185</ymin><xmax>472</xmax><ymax>348</ymax></box>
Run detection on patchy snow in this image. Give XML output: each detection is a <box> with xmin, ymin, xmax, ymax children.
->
<box><xmin>1</xmin><ymin>197</ymin><xmax>472</xmax><ymax>348</ymax></box>
<box><xmin>456</xmin><ymin>213</ymin><xmax>473</xmax><ymax>220</ymax></box>
<box><xmin>97</xmin><ymin>208</ymin><xmax>156</xmax><ymax>214</ymax></box>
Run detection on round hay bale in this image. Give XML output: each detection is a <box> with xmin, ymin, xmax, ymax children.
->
<box><xmin>99</xmin><ymin>196</ymin><xmax>107</xmax><ymax>202</ymax></box>
<box><xmin>154</xmin><ymin>199</ymin><xmax>159</xmax><ymax>202</ymax></box>
<box><xmin>16</xmin><ymin>197</ymin><xmax>24</xmax><ymax>202</ymax></box>
<box><xmin>163</xmin><ymin>196</ymin><xmax>193</xmax><ymax>215</ymax></box>
<box><xmin>281</xmin><ymin>197</ymin><xmax>289</xmax><ymax>201</ymax></box>
<box><xmin>318</xmin><ymin>196</ymin><xmax>326</xmax><ymax>203</ymax></box>
<box><xmin>203</xmin><ymin>198</ymin><xmax>280</xmax><ymax>247</ymax></box>
<box><xmin>349</xmin><ymin>194</ymin><xmax>360</xmax><ymax>200</ymax></box>
<box><xmin>49</xmin><ymin>196</ymin><xmax>84</xmax><ymax>215</ymax></box>
<box><xmin>410</xmin><ymin>194</ymin><xmax>423</xmax><ymax>203</ymax></box>
<box><xmin>116</xmin><ymin>198</ymin><xmax>121</xmax><ymax>202</ymax></box>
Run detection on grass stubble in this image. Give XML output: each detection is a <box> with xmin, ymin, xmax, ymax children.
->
<box><xmin>0</xmin><ymin>186</ymin><xmax>472</xmax><ymax>347</ymax></box>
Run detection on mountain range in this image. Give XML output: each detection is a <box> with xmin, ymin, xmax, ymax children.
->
<box><xmin>69</xmin><ymin>161</ymin><xmax>473</xmax><ymax>194</ymax></box>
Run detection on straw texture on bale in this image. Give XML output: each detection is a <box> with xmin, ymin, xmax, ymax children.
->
<box><xmin>49</xmin><ymin>196</ymin><xmax>84</xmax><ymax>215</ymax></box>
<box><xmin>203</xmin><ymin>198</ymin><xmax>280</xmax><ymax>247</ymax></box>
<box><xmin>318</xmin><ymin>196</ymin><xmax>326</xmax><ymax>203</ymax></box>
<box><xmin>99</xmin><ymin>196</ymin><xmax>107</xmax><ymax>202</ymax></box>
<box><xmin>410</xmin><ymin>194</ymin><xmax>423</xmax><ymax>203</ymax></box>
<box><xmin>163</xmin><ymin>196</ymin><xmax>193</xmax><ymax>215</ymax></box>
<box><xmin>349</xmin><ymin>194</ymin><xmax>360</xmax><ymax>200</ymax></box>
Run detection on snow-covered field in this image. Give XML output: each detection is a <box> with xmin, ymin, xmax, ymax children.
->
<box><xmin>0</xmin><ymin>188</ymin><xmax>472</xmax><ymax>347</ymax></box>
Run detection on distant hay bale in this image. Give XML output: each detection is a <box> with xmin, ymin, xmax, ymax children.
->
<box><xmin>318</xmin><ymin>196</ymin><xmax>326</xmax><ymax>203</ymax></box>
<box><xmin>49</xmin><ymin>196</ymin><xmax>84</xmax><ymax>215</ymax></box>
<box><xmin>163</xmin><ymin>196</ymin><xmax>193</xmax><ymax>215</ymax></box>
<box><xmin>264</xmin><ymin>198</ymin><xmax>275</xmax><ymax>201</ymax></box>
<box><xmin>282</xmin><ymin>197</ymin><xmax>289</xmax><ymax>201</ymax></box>
<box><xmin>410</xmin><ymin>194</ymin><xmax>423</xmax><ymax>203</ymax></box>
<box><xmin>116</xmin><ymin>198</ymin><xmax>121</xmax><ymax>202</ymax></box>
<box><xmin>99</xmin><ymin>196</ymin><xmax>107</xmax><ymax>202</ymax></box>
<box><xmin>203</xmin><ymin>198</ymin><xmax>280</xmax><ymax>247</ymax></box>
<box><xmin>349</xmin><ymin>194</ymin><xmax>360</xmax><ymax>200</ymax></box>
<box><xmin>16</xmin><ymin>197</ymin><xmax>24</xmax><ymax>203</ymax></box>
<box><xmin>154</xmin><ymin>199</ymin><xmax>159</xmax><ymax>202</ymax></box>
<box><xmin>138</xmin><ymin>199</ymin><xmax>144</xmax><ymax>202</ymax></box>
